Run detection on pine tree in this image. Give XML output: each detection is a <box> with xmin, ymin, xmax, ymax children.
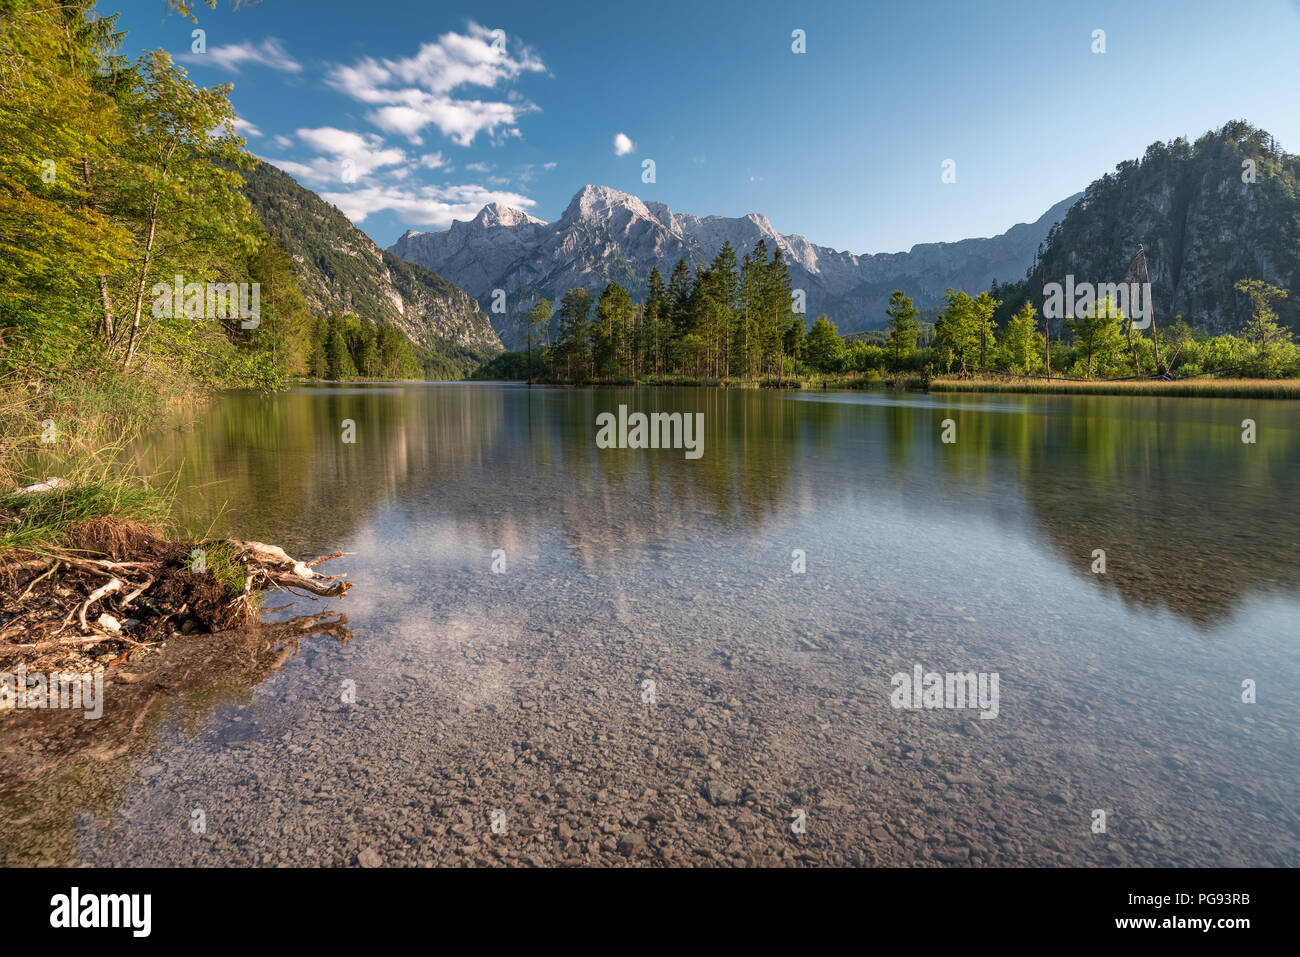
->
<box><xmin>644</xmin><ymin>267</ymin><xmax>665</xmax><ymax>375</ymax></box>
<box><xmin>555</xmin><ymin>287</ymin><xmax>593</xmax><ymax>381</ymax></box>
<box><xmin>884</xmin><ymin>290</ymin><xmax>920</xmax><ymax>369</ymax></box>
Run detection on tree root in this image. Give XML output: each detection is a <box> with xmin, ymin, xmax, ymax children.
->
<box><xmin>1</xmin><ymin>533</ymin><xmax>353</xmax><ymax>673</ymax></box>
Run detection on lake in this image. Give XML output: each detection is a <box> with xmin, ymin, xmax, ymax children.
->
<box><xmin>3</xmin><ymin>383</ymin><xmax>1297</xmax><ymax>866</ymax></box>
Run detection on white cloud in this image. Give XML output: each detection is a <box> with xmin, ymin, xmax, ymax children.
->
<box><xmin>543</xmin><ymin>161</ymin><xmax>557</xmax><ymax>170</ymax></box>
<box><xmin>260</xmin><ymin>126</ymin><xmax>406</xmax><ymax>185</ymax></box>
<box><xmin>613</xmin><ymin>132</ymin><xmax>635</xmax><ymax>156</ymax></box>
<box><xmin>260</xmin><ymin>156</ymin><xmax>315</xmax><ymax>179</ymax></box>
<box><xmin>213</xmin><ymin>116</ymin><xmax>259</xmax><ymax>138</ymax></box>
<box><xmin>180</xmin><ymin>37</ymin><xmax>301</xmax><ymax>73</ymax></box>
<box><xmin>318</xmin><ymin>183</ymin><xmax>538</xmax><ymax>226</ymax></box>
<box><xmin>326</xmin><ymin>22</ymin><xmax>545</xmax><ymax>146</ymax></box>
<box><xmin>464</xmin><ymin>161</ymin><xmax>491</xmax><ymax>173</ymax></box>
<box><xmin>418</xmin><ymin>152</ymin><xmax>446</xmax><ymax>169</ymax></box>
<box><xmin>273</xmin><ymin>134</ymin><xmax>294</xmax><ymax>149</ymax></box>
<box><xmin>366</xmin><ymin>95</ymin><xmax>529</xmax><ymax>146</ymax></box>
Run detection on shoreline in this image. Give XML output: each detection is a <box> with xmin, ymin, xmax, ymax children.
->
<box><xmin>927</xmin><ymin>376</ymin><xmax>1300</xmax><ymax>399</ymax></box>
<box><xmin>464</xmin><ymin>373</ymin><xmax>1300</xmax><ymax>399</ymax></box>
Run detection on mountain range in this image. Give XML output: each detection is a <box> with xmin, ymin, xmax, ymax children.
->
<box><xmin>244</xmin><ymin>120</ymin><xmax>1297</xmax><ymax>362</ymax></box>
<box><xmin>389</xmin><ymin>184</ymin><xmax>1080</xmax><ymax>348</ymax></box>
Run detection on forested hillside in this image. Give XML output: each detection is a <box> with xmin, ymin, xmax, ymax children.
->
<box><xmin>994</xmin><ymin>121</ymin><xmax>1300</xmax><ymax>336</ymax></box>
<box><xmin>239</xmin><ymin>160</ymin><xmax>502</xmax><ymax>379</ymax></box>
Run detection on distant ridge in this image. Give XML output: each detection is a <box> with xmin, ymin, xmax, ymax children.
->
<box><xmin>389</xmin><ymin>183</ymin><xmax>1079</xmax><ymax>348</ymax></box>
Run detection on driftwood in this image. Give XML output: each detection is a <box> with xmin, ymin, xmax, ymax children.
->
<box><xmin>228</xmin><ymin>542</ymin><xmax>353</xmax><ymax>599</ymax></box>
<box><xmin>1</xmin><ymin>534</ymin><xmax>353</xmax><ymax>672</ymax></box>
<box><xmin>11</xmin><ymin>477</ymin><xmax>69</xmax><ymax>495</ymax></box>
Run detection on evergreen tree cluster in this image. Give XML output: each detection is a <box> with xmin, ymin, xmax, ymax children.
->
<box><xmin>487</xmin><ymin>274</ymin><xmax>1298</xmax><ymax>382</ymax></box>
<box><xmin>529</xmin><ymin>240</ymin><xmax>808</xmax><ymax>383</ymax></box>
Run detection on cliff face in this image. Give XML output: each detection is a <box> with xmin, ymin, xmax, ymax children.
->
<box><xmin>1032</xmin><ymin>122</ymin><xmax>1300</xmax><ymax>334</ymax></box>
<box><xmin>240</xmin><ymin>160</ymin><xmax>503</xmax><ymax>358</ymax></box>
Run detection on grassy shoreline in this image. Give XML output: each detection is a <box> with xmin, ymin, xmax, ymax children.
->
<box><xmin>466</xmin><ymin>370</ymin><xmax>1300</xmax><ymax>399</ymax></box>
<box><xmin>0</xmin><ymin>366</ymin><xmax>196</xmax><ymax>557</ymax></box>
<box><xmin>928</xmin><ymin>376</ymin><xmax>1300</xmax><ymax>399</ymax></box>
<box><xmin>0</xmin><ymin>369</ymin><xmax>356</xmax><ymax>675</ymax></box>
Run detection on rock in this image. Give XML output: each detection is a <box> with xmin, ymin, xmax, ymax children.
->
<box><xmin>703</xmin><ymin>781</ymin><xmax>738</xmax><ymax>806</ymax></box>
<box><xmin>358</xmin><ymin>847</ymin><xmax>383</xmax><ymax>868</ymax></box>
<box><xmin>617</xmin><ymin>833</ymin><xmax>645</xmax><ymax>857</ymax></box>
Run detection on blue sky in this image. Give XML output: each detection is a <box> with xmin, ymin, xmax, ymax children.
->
<box><xmin>111</xmin><ymin>0</ymin><xmax>1300</xmax><ymax>254</ymax></box>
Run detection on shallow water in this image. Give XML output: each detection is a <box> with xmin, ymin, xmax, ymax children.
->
<box><xmin>3</xmin><ymin>383</ymin><xmax>1297</xmax><ymax>866</ymax></box>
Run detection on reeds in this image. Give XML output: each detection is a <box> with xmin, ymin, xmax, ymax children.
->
<box><xmin>0</xmin><ymin>365</ymin><xmax>184</xmax><ymax>556</ymax></box>
<box><xmin>929</xmin><ymin>377</ymin><xmax>1300</xmax><ymax>399</ymax></box>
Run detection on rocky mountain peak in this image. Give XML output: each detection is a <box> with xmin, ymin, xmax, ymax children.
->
<box><xmin>561</xmin><ymin>184</ymin><xmax>653</xmax><ymax>224</ymax></box>
<box><xmin>389</xmin><ymin>183</ymin><xmax>1080</xmax><ymax>349</ymax></box>
<box><xmin>472</xmin><ymin>202</ymin><xmax>546</xmax><ymax>229</ymax></box>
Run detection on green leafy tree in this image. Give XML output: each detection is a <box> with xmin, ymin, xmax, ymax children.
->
<box><xmin>1067</xmin><ymin>296</ymin><xmax>1126</xmax><ymax>378</ymax></box>
<box><xmin>884</xmin><ymin>290</ymin><xmax>920</xmax><ymax>369</ymax></box>
<box><xmin>935</xmin><ymin>290</ymin><xmax>980</xmax><ymax>375</ymax></box>
<box><xmin>1234</xmin><ymin>279</ymin><xmax>1292</xmax><ymax>376</ymax></box>
<box><xmin>0</xmin><ymin>1</ymin><xmax>130</xmax><ymax>366</ymax></box>
<box><xmin>526</xmin><ymin>297</ymin><xmax>552</xmax><ymax>378</ymax></box>
<box><xmin>972</xmin><ymin>291</ymin><xmax>1000</xmax><ymax>369</ymax></box>
<box><xmin>1001</xmin><ymin>301</ymin><xmax>1043</xmax><ymax>374</ymax></box>
<box><xmin>804</xmin><ymin>315</ymin><xmax>845</xmax><ymax>372</ymax></box>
